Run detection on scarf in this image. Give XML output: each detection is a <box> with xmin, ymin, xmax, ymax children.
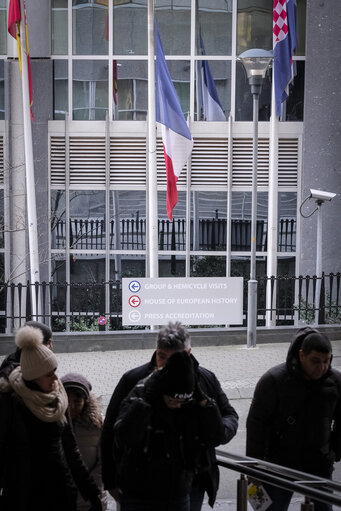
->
<box><xmin>9</xmin><ymin>366</ymin><xmax>68</xmax><ymax>423</ymax></box>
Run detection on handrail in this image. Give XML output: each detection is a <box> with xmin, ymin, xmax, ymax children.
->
<box><xmin>215</xmin><ymin>450</ymin><xmax>341</xmax><ymax>508</ymax></box>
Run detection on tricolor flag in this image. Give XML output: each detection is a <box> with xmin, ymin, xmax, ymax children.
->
<box><xmin>273</xmin><ymin>0</ymin><xmax>297</xmax><ymax>117</ymax></box>
<box><xmin>155</xmin><ymin>22</ymin><xmax>193</xmax><ymax>221</ymax></box>
<box><xmin>199</xmin><ymin>36</ymin><xmax>226</xmax><ymax>121</ymax></box>
<box><xmin>8</xmin><ymin>0</ymin><xmax>34</xmax><ymax>121</ymax></box>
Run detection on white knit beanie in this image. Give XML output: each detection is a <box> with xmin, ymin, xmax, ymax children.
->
<box><xmin>15</xmin><ymin>325</ymin><xmax>58</xmax><ymax>381</ymax></box>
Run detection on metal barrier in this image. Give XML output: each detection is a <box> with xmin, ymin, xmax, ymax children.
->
<box><xmin>216</xmin><ymin>450</ymin><xmax>341</xmax><ymax>510</ymax></box>
<box><xmin>0</xmin><ymin>273</ymin><xmax>340</xmax><ymax>333</ymax></box>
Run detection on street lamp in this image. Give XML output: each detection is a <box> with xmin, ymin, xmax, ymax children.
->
<box><xmin>238</xmin><ymin>49</ymin><xmax>272</xmax><ymax>348</ymax></box>
<box><xmin>299</xmin><ymin>188</ymin><xmax>336</xmax><ymax>324</ymax></box>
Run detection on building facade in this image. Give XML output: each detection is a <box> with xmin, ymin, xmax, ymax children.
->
<box><xmin>0</xmin><ymin>0</ymin><xmax>340</xmax><ymax>330</ymax></box>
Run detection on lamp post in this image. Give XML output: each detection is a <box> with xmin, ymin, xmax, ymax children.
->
<box><xmin>299</xmin><ymin>189</ymin><xmax>336</xmax><ymax>325</ymax></box>
<box><xmin>238</xmin><ymin>49</ymin><xmax>272</xmax><ymax>348</ymax></box>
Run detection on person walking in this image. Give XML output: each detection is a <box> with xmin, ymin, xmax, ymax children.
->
<box><xmin>101</xmin><ymin>321</ymin><xmax>238</xmax><ymax>510</ymax></box>
<box><xmin>114</xmin><ymin>350</ymin><xmax>227</xmax><ymax>511</ymax></box>
<box><xmin>0</xmin><ymin>325</ymin><xmax>102</xmax><ymax>511</ymax></box>
<box><xmin>61</xmin><ymin>372</ymin><xmax>107</xmax><ymax>510</ymax></box>
<box><xmin>246</xmin><ymin>327</ymin><xmax>341</xmax><ymax>511</ymax></box>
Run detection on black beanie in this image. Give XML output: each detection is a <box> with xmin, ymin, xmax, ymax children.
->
<box><xmin>61</xmin><ymin>372</ymin><xmax>92</xmax><ymax>400</ymax></box>
<box><xmin>156</xmin><ymin>351</ymin><xmax>195</xmax><ymax>399</ymax></box>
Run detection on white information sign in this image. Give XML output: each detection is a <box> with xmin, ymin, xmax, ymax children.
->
<box><xmin>122</xmin><ymin>277</ymin><xmax>243</xmax><ymax>326</ymax></box>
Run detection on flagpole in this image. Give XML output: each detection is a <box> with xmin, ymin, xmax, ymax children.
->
<box><xmin>266</xmin><ymin>74</ymin><xmax>278</xmax><ymax>327</ymax></box>
<box><xmin>19</xmin><ymin>0</ymin><xmax>40</xmax><ymax>318</ymax></box>
<box><xmin>147</xmin><ymin>0</ymin><xmax>158</xmax><ymax>279</ymax></box>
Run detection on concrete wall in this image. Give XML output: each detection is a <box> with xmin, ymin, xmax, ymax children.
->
<box><xmin>300</xmin><ymin>0</ymin><xmax>341</xmax><ymax>276</ymax></box>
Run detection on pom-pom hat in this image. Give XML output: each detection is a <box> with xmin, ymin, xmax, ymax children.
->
<box><xmin>16</xmin><ymin>325</ymin><xmax>58</xmax><ymax>381</ymax></box>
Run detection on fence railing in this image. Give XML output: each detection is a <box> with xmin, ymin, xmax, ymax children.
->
<box><xmin>51</xmin><ymin>217</ymin><xmax>296</xmax><ymax>252</ymax></box>
<box><xmin>216</xmin><ymin>450</ymin><xmax>341</xmax><ymax>510</ymax></box>
<box><xmin>0</xmin><ymin>273</ymin><xmax>340</xmax><ymax>334</ymax></box>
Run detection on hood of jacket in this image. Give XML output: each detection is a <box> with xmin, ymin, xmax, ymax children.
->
<box><xmin>286</xmin><ymin>326</ymin><xmax>332</xmax><ymax>379</ymax></box>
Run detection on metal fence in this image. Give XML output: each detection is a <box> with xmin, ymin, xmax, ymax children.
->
<box><xmin>52</xmin><ymin>217</ymin><xmax>296</xmax><ymax>252</ymax></box>
<box><xmin>0</xmin><ymin>273</ymin><xmax>340</xmax><ymax>334</ymax></box>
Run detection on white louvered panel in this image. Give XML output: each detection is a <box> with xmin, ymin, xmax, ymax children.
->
<box><xmin>278</xmin><ymin>138</ymin><xmax>298</xmax><ymax>186</ymax></box>
<box><xmin>232</xmin><ymin>138</ymin><xmax>269</xmax><ymax>187</ymax></box>
<box><xmin>50</xmin><ymin>136</ymin><xmax>66</xmax><ymax>186</ymax></box>
<box><xmin>191</xmin><ymin>138</ymin><xmax>228</xmax><ymax>186</ymax></box>
<box><xmin>110</xmin><ymin>137</ymin><xmax>146</xmax><ymax>185</ymax></box>
<box><xmin>156</xmin><ymin>138</ymin><xmax>187</xmax><ymax>186</ymax></box>
<box><xmin>70</xmin><ymin>137</ymin><xmax>106</xmax><ymax>186</ymax></box>
<box><xmin>0</xmin><ymin>136</ymin><xmax>3</xmax><ymax>183</ymax></box>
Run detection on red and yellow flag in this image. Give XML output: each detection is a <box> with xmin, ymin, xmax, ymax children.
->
<box><xmin>8</xmin><ymin>0</ymin><xmax>34</xmax><ymax>121</ymax></box>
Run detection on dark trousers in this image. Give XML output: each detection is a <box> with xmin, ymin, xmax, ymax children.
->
<box><xmin>120</xmin><ymin>494</ymin><xmax>190</xmax><ymax>511</ymax></box>
<box><xmin>190</xmin><ymin>481</ymin><xmax>205</xmax><ymax>511</ymax></box>
<box><xmin>264</xmin><ymin>483</ymin><xmax>333</xmax><ymax>511</ymax></box>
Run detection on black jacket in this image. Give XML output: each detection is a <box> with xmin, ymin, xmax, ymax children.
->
<box><xmin>246</xmin><ymin>328</ymin><xmax>341</xmax><ymax>477</ymax></box>
<box><xmin>101</xmin><ymin>352</ymin><xmax>238</xmax><ymax>506</ymax></box>
<box><xmin>0</xmin><ymin>390</ymin><xmax>100</xmax><ymax>511</ymax></box>
<box><xmin>113</xmin><ymin>371</ymin><xmax>227</xmax><ymax>502</ymax></box>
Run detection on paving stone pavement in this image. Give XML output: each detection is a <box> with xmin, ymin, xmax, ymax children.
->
<box><xmin>2</xmin><ymin>340</ymin><xmax>341</xmax><ymax>510</ymax></box>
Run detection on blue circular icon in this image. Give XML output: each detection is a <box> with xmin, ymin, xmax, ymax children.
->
<box><xmin>129</xmin><ymin>280</ymin><xmax>141</xmax><ymax>293</ymax></box>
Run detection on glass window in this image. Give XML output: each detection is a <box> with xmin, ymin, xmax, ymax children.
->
<box><xmin>114</xmin><ymin>60</ymin><xmax>148</xmax><ymax>120</ymax></box>
<box><xmin>113</xmin><ymin>0</ymin><xmax>147</xmax><ymax>55</ymax></box>
<box><xmin>195</xmin><ymin>60</ymin><xmax>231</xmax><ymax>121</ymax></box>
<box><xmin>281</xmin><ymin>61</ymin><xmax>304</xmax><ymax>122</ymax></box>
<box><xmin>52</xmin><ymin>0</ymin><xmax>68</xmax><ymax>55</ymax></box>
<box><xmin>53</xmin><ymin>60</ymin><xmax>68</xmax><ymax>119</ymax></box>
<box><xmin>231</xmin><ymin>192</ymin><xmax>268</xmax><ymax>251</ymax></box>
<box><xmin>73</xmin><ymin>0</ymin><xmax>108</xmax><ymax>55</ymax></box>
<box><xmin>278</xmin><ymin>192</ymin><xmax>296</xmax><ymax>252</ymax></box>
<box><xmin>110</xmin><ymin>254</ymin><xmax>146</xmax><ymax>280</ymax></box>
<box><xmin>159</xmin><ymin>254</ymin><xmax>185</xmax><ymax>277</ymax></box>
<box><xmin>296</xmin><ymin>0</ymin><xmax>306</xmax><ymax>56</ymax></box>
<box><xmin>156</xmin><ymin>0</ymin><xmax>191</xmax><ymax>55</ymax></box>
<box><xmin>278</xmin><ymin>256</ymin><xmax>295</xmax><ymax>276</ymax></box>
<box><xmin>0</xmin><ymin>0</ymin><xmax>7</xmax><ymax>55</ymax></box>
<box><xmin>51</xmin><ymin>190</ymin><xmax>66</xmax><ymax>249</ymax></box>
<box><xmin>191</xmin><ymin>191</ymin><xmax>227</xmax><ymax>251</ymax></box>
<box><xmin>73</xmin><ymin>60</ymin><xmax>108</xmax><ymax>120</ymax></box>
<box><xmin>190</xmin><ymin>255</ymin><xmax>226</xmax><ymax>277</ymax></box>
<box><xmin>110</xmin><ymin>190</ymin><xmax>146</xmax><ymax>250</ymax></box>
<box><xmin>167</xmin><ymin>61</ymin><xmax>190</xmax><ymax>117</ymax></box>
<box><xmin>196</xmin><ymin>0</ymin><xmax>232</xmax><ymax>56</ymax></box>
<box><xmin>237</xmin><ymin>0</ymin><xmax>272</xmax><ymax>55</ymax></box>
<box><xmin>0</xmin><ymin>189</ymin><xmax>4</xmax><ymax>249</ymax></box>
<box><xmin>235</xmin><ymin>60</ymin><xmax>271</xmax><ymax>121</ymax></box>
<box><xmin>0</xmin><ymin>60</ymin><xmax>4</xmax><ymax>120</ymax></box>
<box><xmin>69</xmin><ymin>190</ymin><xmax>106</xmax><ymax>250</ymax></box>
<box><xmin>158</xmin><ymin>191</ymin><xmax>186</xmax><ymax>251</ymax></box>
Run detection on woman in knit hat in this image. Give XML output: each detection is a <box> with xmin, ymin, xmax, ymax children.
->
<box><xmin>61</xmin><ymin>373</ymin><xmax>107</xmax><ymax>510</ymax></box>
<box><xmin>0</xmin><ymin>325</ymin><xmax>102</xmax><ymax>511</ymax></box>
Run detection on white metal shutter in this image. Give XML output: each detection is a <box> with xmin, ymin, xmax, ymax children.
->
<box><xmin>232</xmin><ymin>138</ymin><xmax>269</xmax><ymax>187</ymax></box>
<box><xmin>50</xmin><ymin>136</ymin><xmax>66</xmax><ymax>186</ymax></box>
<box><xmin>70</xmin><ymin>137</ymin><xmax>106</xmax><ymax>186</ymax></box>
<box><xmin>0</xmin><ymin>136</ymin><xmax>3</xmax><ymax>184</ymax></box>
<box><xmin>278</xmin><ymin>138</ymin><xmax>298</xmax><ymax>186</ymax></box>
<box><xmin>110</xmin><ymin>137</ymin><xmax>146</xmax><ymax>185</ymax></box>
<box><xmin>191</xmin><ymin>137</ymin><xmax>228</xmax><ymax>186</ymax></box>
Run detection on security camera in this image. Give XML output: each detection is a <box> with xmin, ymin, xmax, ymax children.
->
<box><xmin>309</xmin><ymin>189</ymin><xmax>336</xmax><ymax>202</ymax></box>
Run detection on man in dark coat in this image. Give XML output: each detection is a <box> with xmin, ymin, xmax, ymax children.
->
<box><xmin>101</xmin><ymin>322</ymin><xmax>238</xmax><ymax>510</ymax></box>
<box><xmin>246</xmin><ymin>327</ymin><xmax>341</xmax><ymax>511</ymax></box>
<box><xmin>114</xmin><ymin>350</ymin><xmax>228</xmax><ymax>511</ymax></box>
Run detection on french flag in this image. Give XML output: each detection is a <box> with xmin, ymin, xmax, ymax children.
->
<box><xmin>199</xmin><ymin>36</ymin><xmax>226</xmax><ymax>121</ymax></box>
<box><xmin>155</xmin><ymin>21</ymin><xmax>193</xmax><ymax>221</ymax></box>
<box><xmin>273</xmin><ymin>0</ymin><xmax>296</xmax><ymax>117</ymax></box>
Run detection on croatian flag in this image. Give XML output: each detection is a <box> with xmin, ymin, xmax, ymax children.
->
<box><xmin>199</xmin><ymin>36</ymin><xmax>226</xmax><ymax>121</ymax></box>
<box><xmin>273</xmin><ymin>0</ymin><xmax>297</xmax><ymax>117</ymax></box>
<box><xmin>155</xmin><ymin>22</ymin><xmax>193</xmax><ymax>221</ymax></box>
